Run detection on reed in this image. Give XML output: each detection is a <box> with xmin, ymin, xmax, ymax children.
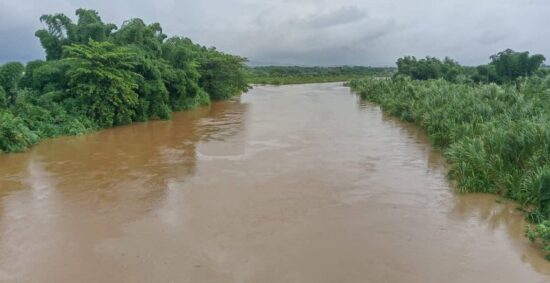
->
<box><xmin>350</xmin><ymin>76</ymin><xmax>550</xmax><ymax>259</ymax></box>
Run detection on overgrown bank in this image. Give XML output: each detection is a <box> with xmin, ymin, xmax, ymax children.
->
<box><xmin>349</xmin><ymin>76</ymin><xmax>550</xmax><ymax>258</ymax></box>
<box><xmin>0</xmin><ymin>9</ymin><xmax>249</xmax><ymax>153</ymax></box>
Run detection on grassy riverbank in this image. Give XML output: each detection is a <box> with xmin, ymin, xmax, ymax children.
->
<box><xmin>246</xmin><ymin>66</ymin><xmax>394</xmax><ymax>85</ymax></box>
<box><xmin>349</xmin><ymin>76</ymin><xmax>550</xmax><ymax>258</ymax></box>
<box><xmin>0</xmin><ymin>9</ymin><xmax>248</xmax><ymax>153</ymax></box>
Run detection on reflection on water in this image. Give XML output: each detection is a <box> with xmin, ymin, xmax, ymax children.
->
<box><xmin>0</xmin><ymin>83</ymin><xmax>549</xmax><ymax>282</ymax></box>
<box><xmin>0</xmin><ymin>100</ymin><xmax>249</xmax><ymax>282</ymax></box>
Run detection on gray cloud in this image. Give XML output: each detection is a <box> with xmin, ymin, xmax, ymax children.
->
<box><xmin>289</xmin><ymin>6</ymin><xmax>367</xmax><ymax>28</ymax></box>
<box><xmin>0</xmin><ymin>0</ymin><xmax>549</xmax><ymax>66</ymax></box>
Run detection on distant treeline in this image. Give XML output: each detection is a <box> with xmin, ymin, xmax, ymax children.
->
<box><xmin>0</xmin><ymin>9</ymin><xmax>249</xmax><ymax>153</ymax></box>
<box><xmin>247</xmin><ymin>49</ymin><xmax>549</xmax><ymax>86</ymax></box>
<box><xmin>246</xmin><ymin>66</ymin><xmax>395</xmax><ymax>85</ymax></box>
<box><xmin>394</xmin><ymin>49</ymin><xmax>547</xmax><ymax>84</ymax></box>
<box><xmin>350</xmin><ymin>48</ymin><xmax>550</xmax><ymax>259</ymax></box>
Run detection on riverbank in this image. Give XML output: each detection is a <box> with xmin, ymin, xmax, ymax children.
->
<box><xmin>2</xmin><ymin>83</ymin><xmax>549</xmax><ymax>282</ymax></box>
<box><xmin>349</xmin><ymin>77</ymin><xmax>550</xmax><ymax>259</ymax></box>
<box><xmin>0</xmin><ymin>9</ymin><xmax>249</xmax><ymax>154</ymax></box>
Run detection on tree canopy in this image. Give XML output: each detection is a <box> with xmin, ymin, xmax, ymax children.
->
<box><xmin>0</xmin><ymin>62</ymin><xmax>25</xmax><ymax>105</ymax></box>
<box><xmin>35</xmin><ymin>9</ymin><xmax>116</xmax><ymax>60</ymax></box>
<box><xmin>395</xmin><ymin>56</ymin><xmax>470</xmax><ymax>82</ymax></box>
<box><xmin>489</xmin><ymin>49</ymin><xmax>546</xmax><ymax>82</ymax></box>
<box><xmin>1</xmin><ymin>8</ymin><xmax>249</xmax><ymax>153</ymax></box>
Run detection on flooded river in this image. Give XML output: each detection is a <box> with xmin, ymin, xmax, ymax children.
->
<box><xmin>1</xmin><ymin>83</ymin><xmax>550</xmax><ymax>282</ymax></box>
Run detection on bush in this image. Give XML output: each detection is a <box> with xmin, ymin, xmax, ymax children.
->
<box><xmin>527</xmin><ymin>221</ymin><xmax>550</xmax><ymax>260</ymax></box>
<box><xmin>0</xmin><ymin>111</ymin><xmax>38</xmax><ymax>153</ymax></box>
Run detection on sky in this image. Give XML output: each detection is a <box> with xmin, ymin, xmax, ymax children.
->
<box><xmin>0</xmin><ymin>0</ymin><xmax>549</xmax><ymax>66</ymax></box>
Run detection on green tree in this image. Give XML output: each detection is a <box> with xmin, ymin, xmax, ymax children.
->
<box><xmin>111</xmin><ymin>19</ymin><xmax>166</xmax><ymax>57</ymax></box>
<box><xmin>72</xmin><ymin>9</ymin><xmax>117</xmax><ymax>44</ymax></box>
<box><xmin>131</xmin><ymin>50</ymin><xmax>171</xmax><ymax>120</ymax></box>
<box><xmin>2</xmin><ymin>8</ymin><xmax>251</xmax><ymax>154</ymax></box>
<box><xmin>473</xmin><ymin>64</ymin><xmax>500</xmax><ymax>84</ymax></box>
<box><xmin>395</xmin><ymin>56</ymin><xmax>465</xmax><ymax>81</ymax></box>
<box><xmin>19</xmin><ymin>60</ymin><xmax>45</xmax><ymax>89</ymax></box>
<box><xmin>35</xmin><ymin>13</ymin><xmax>74</xmax><ymax>60</ymax></box>
<box><xmin>35</xmin><ymin>9</ymin><xmax>116</xmax><ymax>60</ymax></box>
<box><xmin>30</xmin><ymin>60</ymin><xmax>76</xmax><ymax>93</ymax></box>
<box><xmin>111</xmin><ymin>19</ymin><xmax>172</xmax><ymax>118</ymax></box>
<box><xmin>0</xmin><ymin>87</ymin><xmax>6</xmax><ymax>108</ymax></box>
<box><xmin>63</xmin><ymin>41</ymin><xmax>140</xmax><ymax>127</ymax></box>
<box><xmin>0</xmin><ymin>62</ymin><xmax>25</xmax><ymax>105</ymax></box>
<box><xmin>161</xmin><ymin>37</ymin><xmax>203</xmax><ymax>109</ymax></box>
<box><xmin>198</xmin><ymin>49</ymin><xmax>249</xmax><ymax>100</ymax></box>
<box><xmin>490</xmin><ymin>49</ymin><xmax>546</xmax><ymax>82</ymax></box>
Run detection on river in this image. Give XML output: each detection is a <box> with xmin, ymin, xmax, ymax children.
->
<box><xmin>1</xmin><ymin>83</ymin><xmax>549</xmax><ymax>282</ymax></box>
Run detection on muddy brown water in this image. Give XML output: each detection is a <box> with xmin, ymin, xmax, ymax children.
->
<box><xmin>1</xmin><ymin>83</ymin><xmax>550</xmax><ymax>282</ymax></box>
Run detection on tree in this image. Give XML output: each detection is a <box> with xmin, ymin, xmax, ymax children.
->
<box><xmin>35</xmin><ymin>13</ymin><xmax>74</xmax><ymax>60</ymax></box>
<box><xmin>0</xmin><ymin>87</ymin><xmax>6</xmax><ymax>108</ymax></box>
<box><xmin>1</xmin><ymin>8</ymin><xmax>251</xmax><ymax>153</ymax></box>
<box><xmin>0</xmin><ymin>62</ymin><xmax>25</xmax><ymax>105</ymax></box>
<box><xmin>198</xmin><ymin>49</ymin><xmax>249</xmax><ymax>100</ymax></box>
<box><xmin>35</xmin><ymin>9</ymin><xmax>116</xmax><ymax>60</ymax></box>
<box><xmin>396</xmin><ymin>56</ymin><xmax>463</xmax><ymax>81</ymax></box>
<box><xmin>111</xmin><ymin>19</ymin><xmax>166</xmax><ymax>57</ymax></box>
<box><xmin>131</xmin><ymin>49</ymin><xmax>171</xmax><ymax>120</ymax></box>
<box><xmin>161</xmin><ymin>37</ymin><xmax>203</xmax><ymax>109</ymax></box>
<box><xmin>489</xmin><ymin>49</ymin><xmax>546</xmax><ymax>82</ymax></box>
<box><xmin>63</xmin><ymin>41</ymin><xmax>140</xmax><ymax>127</ymax></box>
<box><xmin>473</xmin><ymin>64</ymin><xmax>500</xmax><ymax>84</ymax></box>
<box><xmin>72</xmin><ymin>9</ymin><xmax>117</xmax><ymax>44</ymax></box>
<box><xmin>29</xmin><ymin>60</ymin><xmax>76</xmax><ymax>93</ymax></box>
<box><xmin>19</xmin><ymin>60</ymin><xmax>45</xmax><ymax>89</ymax></box>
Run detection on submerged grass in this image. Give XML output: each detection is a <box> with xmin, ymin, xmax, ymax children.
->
<box><xmin>349</xmin><ymin>76</ymin><xmax>550</xmax><ymax>259</ymax></box>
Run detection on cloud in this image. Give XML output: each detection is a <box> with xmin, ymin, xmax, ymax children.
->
<box><xmin>289</xmin><ymin>6</ymin><xmax>367</xmax><ymax>29</ymax></box>
<box><xmin>0</xmin><ymin>0</ymin><xmax>549</xmax><ymax>66</ymax></box>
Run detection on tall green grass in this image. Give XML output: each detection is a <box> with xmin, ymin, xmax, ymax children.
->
<box><xmin>350</xmin><ymin>76</ymin><xmax>550</xmax><ymax>258</ymax></box>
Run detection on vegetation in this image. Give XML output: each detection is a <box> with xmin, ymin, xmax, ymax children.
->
<box><xmin>3</xmin><ymin>8</ymin><xmax>550</xmax><ymax>261</ymax></box>
<box><xmin>395</xmin><ymin>50</ymin><xmax>547</xmax><ymax>84</ymax></box>
<box><xmin>0</xmin><ymin>9</ymin><xmax>249</xmax><ymax>153</ymax></box>
<box><xmin>395</xmin><ymin>56</ymin><xmax>474</xmax><ymax>82</ymax></box>
<box><xmin>246</xmin><ymin>66</ymin><xmax>395</xmax><ymax>85</ymax></box>
<box><xmin>350</xmin><ymin>49</ymin><xmax>550</xmax><ymax>258</ymax></box>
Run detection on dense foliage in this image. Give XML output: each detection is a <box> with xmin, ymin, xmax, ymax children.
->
<box><xmin>489</xmin><ymin>49</ymin><xmax>546</xmax><ymax>82</ymax></box>
<box><xmin>246</xmin><ymin>66</ymin><xmax>395</xmax><ymax>85</ymax></box>
<box><xmin>395</xmin><ymin>56</ymin><xmax>471</xmax><ymax>82</ymax></box>
<box><xmin>350</xmin><ymin>75</ymin><xmax>550</xmax><ymax>259</ymax></box>
<box><xmin>0</xmin><ymin>9</ymin><xmax>249</xmax><ymax>153</ymax></box>
<box><xmin>395</xmin><ymin>50</ymin><xmax>546</xmax><ymax>84</ymax></box>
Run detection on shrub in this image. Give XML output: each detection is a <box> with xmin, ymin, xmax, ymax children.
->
<box><xmin>0</xmin><ymin>111</ymin><xmax>38</xmax><ymax>153</ymax></box>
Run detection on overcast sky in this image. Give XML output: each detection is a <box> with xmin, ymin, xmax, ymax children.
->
<box><xmin>1</xmin><ymin>0</ymin><xmax>549</xmax><ymax>66</ymax></box>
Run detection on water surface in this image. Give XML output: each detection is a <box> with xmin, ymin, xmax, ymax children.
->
<box><xmin>1</xmin><ymin>83</ymin><xmax>550</xmax><ymax>282</ymax></box>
